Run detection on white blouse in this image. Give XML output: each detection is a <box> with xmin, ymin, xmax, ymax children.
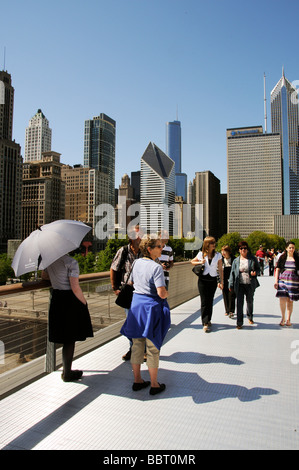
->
<box><xmin>196</xmin><ymin>251</ymin><xmax>222</xmax><ymax>277</ymax></box>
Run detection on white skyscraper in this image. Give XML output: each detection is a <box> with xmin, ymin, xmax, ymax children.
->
<box><xmin>140</xmin><ymin>142</ymin><xmax>175</xmax><ymax>235</ymax></box>
<box><xmin>24</xmin><ymin>109</ymin><xmax>52</xmax><ymax>162</ymax></box>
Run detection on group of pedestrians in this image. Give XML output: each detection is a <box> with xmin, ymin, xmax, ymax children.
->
<box><xmin>191</xmin><ymin>237</ymin><xmax>299</xmax><ymax>332</ymax></box>
<box><xmin>41</xmin><ymin>230</ymin><xmax>298</xmax><ymax>395</ymax></box>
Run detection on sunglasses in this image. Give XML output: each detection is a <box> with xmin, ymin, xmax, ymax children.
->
<box><xmin>240</xmin><ymin>247</ymin><xmax>248</xmax><ymax>251</ymax></box>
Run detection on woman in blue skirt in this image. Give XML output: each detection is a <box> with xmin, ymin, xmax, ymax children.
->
<box><xmin>274</xmin><ymin>241</ymin><xmax>299</xmax><ymax>326</ymax></box>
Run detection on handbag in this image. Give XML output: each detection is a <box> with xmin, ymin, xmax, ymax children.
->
<box><xmin>115</xmin><ymin>283</ymin><xmax>134</xmax><ymax>309</ymax></box>
<box><xmin>115</xmin><ymin>260</ymin><xmax>135</xmax><ymax>309</ymax></box>
<box><xmin>192</xmin><ymin>264</ymin><xmax>205</xmax><ymax>277</ymax></box>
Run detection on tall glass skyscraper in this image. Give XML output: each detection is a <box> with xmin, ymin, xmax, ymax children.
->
<box><xmin>271</xmin><ymin>70</ymin><xmax>299</xmax><ymax>214</ymax></box>
<box><xmin>166</xmin><ymin>120</ymin><xmax>181</xmax><ymax>172</ymax></box>
<box><xmin>166</xmin><ymin>120</ymin><xmax>187</xmax><ymax>201</ymax></box>
<box><xmin>84</xmin><ymin>113</ymin><xmax>116</xmax><ymax>207</ymax></box>
<box><xmin>140</xmin><ymin>142</ymin><xmax>175</xmax><ymax>235</ymax></box>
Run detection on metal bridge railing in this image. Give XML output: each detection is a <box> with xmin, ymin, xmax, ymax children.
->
<box><xmin>0</xmin><ymin>262</ymin><xmax>198</xmax><ymax>397</ymax></box>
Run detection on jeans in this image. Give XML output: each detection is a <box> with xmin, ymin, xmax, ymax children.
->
<box><xmin>236</xmin><ymin>283</ymin><xmax>254</xmax><ymax>326</ymax></box>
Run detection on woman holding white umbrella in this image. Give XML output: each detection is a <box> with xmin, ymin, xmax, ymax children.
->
<box><xmin>12</xmin><ymin>220</ymin><xmax>94</xmax><ymax>382</ymax></box>
<box><xmin>42</xmin><ymin>254</ymin><xmax>93</xmax><ymax>382</ymax></box>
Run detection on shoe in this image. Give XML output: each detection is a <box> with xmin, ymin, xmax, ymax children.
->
<box><xmin>249</xmin><ymin>320</ymin><xmax>254</xmax><ymax>325</ymax></box>
<box><xmin>279</xmin><ymin>321</ymin><xmax>285</xmax><ymax>326</ymax></box>
<box><xmin>132</xmin><ymin>380</ymin><xmax>150</xmax><ymax>391</ymax></box>
<box><xmin>61</xmin><ymin>370</ymin><xmax>83</xmax><ymax>382</ymax></box>
<box><xmin>143</xmin><ymin>353</ymin><xmax>147</xmax><ymax>362</ymax></box>
<box><xmin>229</xmin><ymin>313</ymin><xmax>234</xmax><ymax>318</ymax></box>
<box><xmin>122</xmin><ymin>350</ymin><xmax>131</xmax><ymax>361</ymax></box>
<box><xmin>149</xmin><ymin>383</ymin><xmax>166</xmax><ymax>395</ymax></box>
<box><xmin>286</xmin><ymin>321</ymin><xmax>292</xmax><ymax>327</ymax></box>
<box><xmin>203</xmin><ymin>325</ymin><xmax>209</xmax><ymax>333</ymax></box>
<box><xmin>236</xmin><ymin>325</ymin><xmax>242</xmax><ymax>329</ymax></box>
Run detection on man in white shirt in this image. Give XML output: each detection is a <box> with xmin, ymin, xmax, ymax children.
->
<box><xmin>158</xmin><ymin>230</ymin><xmax>174</xmax><ymax>290</ymax></box>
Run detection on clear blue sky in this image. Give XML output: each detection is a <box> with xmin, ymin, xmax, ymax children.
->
<box><xmin>1</xmin><ymin>0</ymin><xmax>298</xmax><ymax>194</ymax></box>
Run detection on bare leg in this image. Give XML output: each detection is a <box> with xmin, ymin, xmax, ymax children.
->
<box><xmin>286</xmin><ymin>298</ymin><xmax>293</xmax><ymax>325</ymax></box>
<box><xmin>132</xmin><ymin>363</ymin><xmax>143</xmax><ymax>383</ymax></box>
<box><xmin>279</xmin><ymin>298</ymin><xmax>287</xmax><ymax>325</ymax></box>
<box><xmin>148</xmin><ymin>367</ymin><xmax>159</xmax><ymax>388</ymax></box>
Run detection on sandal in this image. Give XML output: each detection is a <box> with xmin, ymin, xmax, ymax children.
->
<box><xmin>286</xmin><ymin>321</ymin><xmax>292</xmax><ymax>327</ymax></box>
<box><xmin>279</xmin><ymin>321</ymin><xmax>285</xmax><ymax>326</ymax></box>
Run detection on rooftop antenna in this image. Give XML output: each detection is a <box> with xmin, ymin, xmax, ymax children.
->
<box><xmin>176</xmin><ymin>104</ymin><xmax>178</xmax><ymax>121</ymax></box>
<box><xmin>264</xmin><ymin>73</ymin><xmax>267</xmax><ymax>133</ymax></box>
<box><xmin>3</xmin><ymin>46</ymin><xmax>6</xmax><ymax>70</ymax></box>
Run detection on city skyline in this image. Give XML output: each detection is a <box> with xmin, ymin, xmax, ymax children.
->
<box><xmin>1</xmin><ymin>0</ymin><xmax>299</xmax><ymax>194</ymax></box>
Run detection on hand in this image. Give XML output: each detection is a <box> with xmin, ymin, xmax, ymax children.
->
<box><xmin>218</xmin><ymin>282</ymin><xmax>223</xmax><ymax>290</ymax></box>
<box><xmin>274</xmin><ymin>283</ymin><xmax>278</xmax><ymax>290</ymax></box>
<box><xmin>250</xmin><ymin>271</ymin><xmax>256</xmax><ymax>277</ymax></box>
<box><xmin>113</xmin><ymin>289</ymin><xmax>121</xmax><ymax>295</ymax></box>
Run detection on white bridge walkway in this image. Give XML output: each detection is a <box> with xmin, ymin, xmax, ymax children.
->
<box><xmin>1</xmin><ymin>275</ymin><xmax>299</xmax><ymax>450</ymax></box>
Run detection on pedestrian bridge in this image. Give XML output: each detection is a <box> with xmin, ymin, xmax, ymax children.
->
<box><xmin>1</xmin><ymin>274</ymin><xmax>299</xmax><ymax>450</ymax></box>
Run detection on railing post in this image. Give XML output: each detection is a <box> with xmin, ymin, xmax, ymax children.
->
<box><xmin>45</xmin><ymin>289</ymin><xmax>56</xmax><ymax>373</ymax></box>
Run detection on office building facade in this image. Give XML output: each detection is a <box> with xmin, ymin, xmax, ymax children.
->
<box><xmin>192</xmin><ymin>170</ymin><xmax>221</xmax><ymax>239</ymax></box>
<box><xmin>227</xmin><ymin>126</ymin><xmax>282</xmax><ymax>238</ymax></box>
<box><xmin>84</xmin><ymin>114</ymin><xmax>115</xmax><ymax>207</ymax></box>
<box><xmin>0</xmin><ymin>70</ymin><xmax>22</xmax><ymax>251</ymax></box>
<box><xmin>24</xmin><ymin>109</ymin><xmax>52</xmax><ymax>162</ymax></box>
<box><xmin>22</xmin><ymin>152</ymin><xmax>65</xmax><ymax>239</ymax></box>
<box><xmin>271</xmin><ymin>70</ymin><xmax>299</xmax><ymax>215</ymax></box>
<box><xmin>140</xmin><ymin>142</ymin><xmax>175</xmax><ymax>234</ymax></box>
<box><xmin>61</xmin><ymin>164</ymin><xmax>108</xmax><ymax>250</ymax></box>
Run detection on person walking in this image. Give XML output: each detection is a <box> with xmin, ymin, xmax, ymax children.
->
<box><xmin>255</xmin><ymin>245</ymin><xmax>267</xmax><ymax>276</ymax></box>
<box><xmin>229</xmin><ymin>241</ymin><xmax>260</xmax><ymax>329</ymax></box>
<box><xmin>120</xmin><ymin>236</ymin><xmax>170</xmax><ymax>396</ymax></box>
<box><xmin>274</xmin><ymin>241</ymin><xmax>299</xmax><ymax>326</ymax></box>
<box><xmin>110</xmin><ymin>225</ymin><xmax>143</xmax><ymax>361</ymax></box>
<box><xmin>42</xmin><ymin>254</ymin><xmax>93</xmax><ymax>382</ymax></box>
<box><xmin>220</xmin><ymin>245</ymin><xmax>235</xmax><ymax>318</ymax></box>
<box><xmin>191</xmin><ymin>236</ymin><xmax>223</xmax><ymax>332</ymax></box>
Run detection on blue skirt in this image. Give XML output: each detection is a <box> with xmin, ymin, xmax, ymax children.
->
<box><xmin>120</xmin><ymin>293</ymin><xmax>171</xmax><ymax>350</ymax></box>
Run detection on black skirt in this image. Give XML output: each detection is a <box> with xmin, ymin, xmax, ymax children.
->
<box><xmin>48</xmin><ymin>289</ymin><xmax>94</xmax><ymax>344</ymax></box>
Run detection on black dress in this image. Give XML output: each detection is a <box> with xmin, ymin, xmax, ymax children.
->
<box><xmin>46</xmin><ymin>255</ymin><xmax>93</xmax><ymax>344</ymax></box>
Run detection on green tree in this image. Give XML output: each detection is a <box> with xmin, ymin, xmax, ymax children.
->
<box><xmin>216</xmin><ymin>232</ymin><xmax>242</xmax><ymax>256</ymax></box>
<box><xmin>95</xmin><ymin>236</ymin><xmax>129</xmax><ymax>272</ymax></box>
<box><xmin>246</xmin><ymin>231</ymin><xmax>270</xmax><ymax>254</ymax></box>
<box><xmin>0</xmin><ymin>254</ymin><xmax>14</xmax><ymax>284</ymax></box>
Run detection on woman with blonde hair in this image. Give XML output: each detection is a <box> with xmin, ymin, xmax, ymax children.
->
<box><xmin>121</xmin><ymin>235</ymin><xmax>170</xmax><ymax>396</ymax></box>
<box><xmin>191</xmin><ymin>236</ymin><xmax>223</xmax><ymax>332</ymax></box>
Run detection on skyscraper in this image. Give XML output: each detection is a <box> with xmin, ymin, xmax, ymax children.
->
<box><xmin>166</xmin><ymin>120</ymin><xmax>187</xmax><ymax>200</ymax></box>
<box><xmin>22</xmin><ymin>152</ymin><xmax>65</xmax><ymax>239</ymax></box>
<box><xmin>140</xmin><ymin>142</ymin><xmax>175</xmax><ymax>234</ymax></box>
<box><xmin>227</xmin><ymin>126</ymin><xmax>282</xmax><ymax>237</ymax></box>
<box><xmin>84</xmin><ymin>113</ymin><xmax>115</xmax><ymax>207</ymax></box>
<box><xmin>271</xmin><ymin>70</ymin><xmax>299</xmax><ymax>214</ymax></box>
<box><xmin>0</xmin><ymin>70</ymin><xmax>22</xmax><ymax>251</ymax></box>
<box><xmin>24</xmin><ymin>109</ymin><xmax>52</xmax><ymax>162</ymax></box>
<box><xmin>166</xmin><ymin>120</ymin><xmax>181</xmax><ymax>172</ymax></box>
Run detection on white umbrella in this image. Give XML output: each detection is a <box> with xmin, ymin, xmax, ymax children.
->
<box><xmin>11</xmin><ymin>219</ymin><xmax>92</xmax><ymax>277</ymax></box>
